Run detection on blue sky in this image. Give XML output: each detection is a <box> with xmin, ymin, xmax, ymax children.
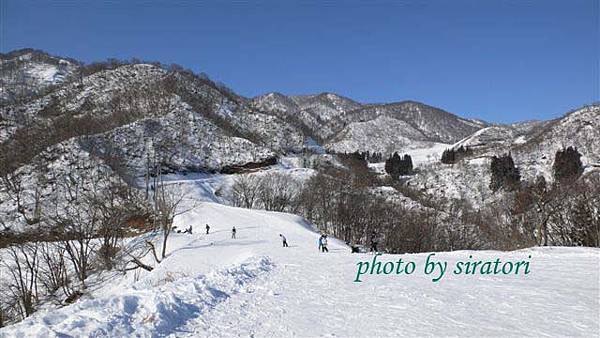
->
<box><xmin>1</xmin><ymin>0</ymin><xmax>598</xmax><ymax>123</ymax></box>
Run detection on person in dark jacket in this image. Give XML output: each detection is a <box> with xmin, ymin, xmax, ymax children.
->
<box><xmin>321</xmin><ymin>235</ymin><xmax>329</xmax><ymax>253</ymax></box>
<box><xmin>370</xmin><ymin>231</ymin><xmax>378</xmax><ymax>252</ymax></box>
<box><xmin>279</xmin><ymin>234</ymin><xmax>289</xmax><ymax>247</ymax></box>
<box><xmin>205</xmin><ymin>224</ymin><xmax>210</xmax><ymax>234</ymax></box>
<box><xmin>231</xmin><ymin>226</ymin><xmax>237</xmax><ymax>239</ymax></box>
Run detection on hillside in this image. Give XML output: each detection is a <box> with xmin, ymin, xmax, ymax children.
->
<box><xmin>342</xmin><ymin>101</ymin><xmax>486</xmax><ymax>144</ymax></box>
<box><xmin>251</xmin><ymin>92</ymin><xmax>362</xmax><ymax>141</ymax></box>
<box><xmin>1</xmin><ymin>49</ymin><xmax>599</xmax><ymax>237</ymax></box>
<box><xmin>1</xmin><ymin>177</ymin><xmax>598</xmax><ymax>337</ymax></box>
<box><xmin>252</xmin><ymin>93</ymin><xmax>487</xmax><ymax>148</ymax></box>
<box><xmin>0</xmin><ymin>49</ymin><xmax>79</xmax><ymax>105</ymax></box>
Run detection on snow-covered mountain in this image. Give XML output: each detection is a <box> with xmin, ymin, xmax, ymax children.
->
<box><xmin>342</xmin><ymin>101</ymin><xmax>487</xmax><ymax>143</ymax></box>
<box><xmin>252</xmin><ymin>93</ymin><xmax>487</xmax><ymax>155</ymax></box>
<box><xmin>0</xmin><ymin>49</ymin><xmax>79</xmax><ymax>104</ymax></box>
<box><xmin>251</xmin><ymin>92</ymin><xmax>362</xmax><ymax>141</ymax></box>
<box><xmin>1</xmin><ymin>49</ymin><xmax>599</xmax><ymax>336</ymax></box>
<box><xmin>514</xmin><ymin>105</ymin><xmax>600</xmax><ymax>172</ymax></box>
<box><xmin>1</xmin><ymin>48</ymin><xmax>599</xmax><ymax>233</ymax></box>
<box><xmin>0</xmin><ymin>55</ymin><xmax>301</xmax><ymax>233</ymax></box>
<box><xmin>326</xmin><ymin>115</ymin><xmax>434</xmax><ymax>153</ymax></box>
<box><xmin>452</xmin><ymin>105</ymin><xmax>600</xmax><ymax>180</ymax></box>
<box><xmin>405</xmin><ymin>104</ymin><xmax>600</xmax><ymax>203</ymax></box>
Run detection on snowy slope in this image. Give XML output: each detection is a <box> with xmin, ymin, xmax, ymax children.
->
<box><xmin>1</xmin><ymin>178</ymin><xmax>598</xmax><ymax>337</ymax></box>
<box><xmin>326</xmin><ymin>115</ymin><xmax>441</xmax><ymax>154</ymax></box>
<box><xmin>451</xmin><ymin>125</ymin><xmax>518</xmax><ymax>151</ymax></box>
<box><xmin>513</xmin><ymin>104</ymin><xmax>600</xmax><ymax>180</ymax></box>
<box><xmin>406</xmin><ymin>104</ymin><xmax>600</xmax><ymax>203</ymax></box>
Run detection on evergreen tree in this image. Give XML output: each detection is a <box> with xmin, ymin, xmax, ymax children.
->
<box><xmin>489</xmin><ymin>153</ymin><xmax>521</xmax><ymax>191</ymax></box>
<box><xmin>401</xmin><ymin>154</ymin><xmax>413</xmax><ymax>174</ymax></box>
<box><xmin>385</xmin><ymin>152</ymin><xmax>413</xmax><ymax>179</ymax></box>
<box><xmin>441</xmin><ymin>149</ymin><xmax>456</xmax><ymax>164</ymax></box>
<box><xmin>385</xmin><ymin>152</ymin><xmax>400</xmax><ymax>178</ymax></box>
<box><xmin>441</xmin><ymin>146</ymin><xmax>472</xmax><ymax>164</ymax></box>
<box><xmin>553</xmin><ymin>146</ymin><xmax>583</xmax><ymax>184</ymax></box>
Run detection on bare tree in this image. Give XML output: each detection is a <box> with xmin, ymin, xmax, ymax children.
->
<box><xmin>0</xmin><ymin>242</ymin><xmax>39</xmax><ymax>319</ymax></box>
<box><xmin>231</xmin><ymin>174</ymin><xmax>261</xmax><ymax>209</ymax></box>
<box><xmin>47</xmin><ymin>170</ymin><xmax>102</xmax><ymax>286</ymax></box>
<box><xmin>258</xmin><ymin>172</ymin><xmax>300</xmax><ymax>212</ymax></box>
<box><xmin>37</xmin><ymin>242</ymin><xmax>70</xmax><ymax>297</ymax></box>
<box><xmin>154</xmin><ymin>182</ymin><xmax>189</xmax><ymax>260</ymax></box>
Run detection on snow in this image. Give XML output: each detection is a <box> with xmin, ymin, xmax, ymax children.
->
<box><xmin>1</xmin><ymin>178</ymin><xmax>598</xmax><ymax>337</ymax></box>
<box><xmin>0</xmin><ymin>52</ymin><xmax>77</xmax><ymax>104</ymax></box>
<box><xmin>303</xmin><ymin>137</ymin><xmax>326</xmax><ymax>154</ymax></box>
<box><xmin>451</xmin><ymin>125</ymin><xmax>516</xmax><ymax>150</ymax></box>
<box><xmin>403</xmin><ymin>142</ymin><xmax>450</xmax><ymax>165</ymax></box>
<box><xmin>326</xmin><ymin>116</ymin><xmax>430</xmax><ymax>154</ymax></box>
<box><xmin>513</xmin><ymin>135</ymin><xmax>527</xmax><ymax>144</ymax></box>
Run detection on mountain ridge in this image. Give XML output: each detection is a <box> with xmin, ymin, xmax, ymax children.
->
<box><xmin>1</xmin><ymin>48</ymin><xmax>599</xmax><ymax>235</ymax></box>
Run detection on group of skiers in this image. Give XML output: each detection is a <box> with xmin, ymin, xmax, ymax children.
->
<box><xmin>207</xmin><ymin>224</ymin><xmax>237</xmax><ymax>238</ymax></box>
<box><xmin>177</xmin><ymin>223</ymin><xmax>377</xmax><ymax>254</ymax></box>
<box><xmin>347</xmin><ymin>231</ymin><xmax>379</xmax><ymax>254</ymax></box>
<box><xmin>175</xmin><ymin>223</ymin><xmax>238</xmax><ymax>239</ymax></box>
<box><xmin>279</xmin><ymin>233</ymin><xmax>330</xmax><ymax>252</ymax></box>
<box><xmin>172</xmin><ymin>225</ymin><xmax>193</xmax><ymax>234</ymax></box>
<box><xmin>205</xmin><ymin>223</ymin><xmax>237</xmax><ymax>238</ymax></box>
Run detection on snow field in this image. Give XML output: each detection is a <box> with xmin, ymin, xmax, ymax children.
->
<box><xmin>1</xmin><ymin>178</ymin><xmax>598</xmax><ymax>337</ymax></box>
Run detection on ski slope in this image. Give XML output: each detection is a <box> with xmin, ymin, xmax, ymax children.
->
<box><xmin>1</xmin><ymin>179</ymin><xmax>599</xmax><ymax>337</ymax></box>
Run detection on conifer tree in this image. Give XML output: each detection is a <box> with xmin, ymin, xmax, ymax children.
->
<box><xmin>553</xmin><ymin>146</ymin><xmax>583</xmax><ymax>184</ymax></box>
<box><xmin>489</xmin><ymin>153</ymin><xmax>521</xmax><ymax>191</ymax></box>
<box><xmin>385</xmin><ymin>152</ymin><xmax>413</xmax><ymax>179</ymax></box>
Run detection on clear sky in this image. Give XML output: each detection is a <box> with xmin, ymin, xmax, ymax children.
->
<box><xmin>1</xmin><ymin>0</ymin><xmax>598</xmax><ymax>123</ymax></box>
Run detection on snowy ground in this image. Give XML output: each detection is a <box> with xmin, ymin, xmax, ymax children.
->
<box><xmin>1</xmin><ymin>176</ymin><xmax>599</xmax><ymax>337</ymax></box>
<box><xmin>368</xmin><ymin>143</ymin><xmax>450</xmax><ymax>175</ymax></box>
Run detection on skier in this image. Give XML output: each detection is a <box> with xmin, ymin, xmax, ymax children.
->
<box><xmin>347</xmin><ymin>241</ymin><xmax>360</xmax><ymax>253</ymax></box>
<box><xmin>321</xmin><ymin>235</ymin><xmax>329</xmax><ymax>253</ymax></box>
<box><xmin>183</xmin><ymin>225</ymin><xmax>193</xmax><ymax>234</ymax></box>
<box><xmin>205</xmin><ymin>223</ymin><xmax>210</xmax><ymax>235</ymax></box>
<box><xmin>370</xmin><ymin>231</ymin><xmax>378</xmax><ymax>252</ymax></box>
<box><xmin>231</xmin><ymin>226</ymin><xmax>237</xmax><ymax>239</ymax></box>
<box><xmin>318</xmin><ymin>235</ymin><xmax>323</xmax><ymax>251</ymax></box>
<box><xmin>279</xmin><ymin>234</ymin><xmax>289</xmax><ymax>247</ymax></box>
